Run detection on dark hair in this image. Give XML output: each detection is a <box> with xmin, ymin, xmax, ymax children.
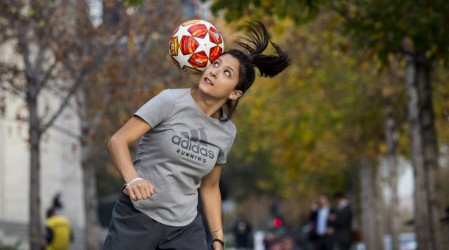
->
<box><xmin>220</xmin><ymin>21</ymin><xmax>291</xmax><ymax>121</ymax></box>
<box><xmin>46</xmin><ymin>207</ymin><xmax>56</xmax><ymax>218</ymax></box>
<box><xmin>334</xmin><ymin>192</ymin><xmax>345</xmax><ymax>199</ymax></box>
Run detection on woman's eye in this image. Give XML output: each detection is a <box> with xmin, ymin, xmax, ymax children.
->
<box><xmin>214</xmin><ymin>61</ymin><xmax>219</xmax><ymax>66</ymax></box>
<box><xmin>225</xmin><ymin>70</ymin><xmax>231</xmax><ymax>77</ymax></box>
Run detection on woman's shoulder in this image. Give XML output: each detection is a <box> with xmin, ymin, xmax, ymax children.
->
<box><xmin>152</xmin><ymin>88</ymin><xmax>190</xmax><ymax>102</ymax></box>
<box><xmin>221</xmin><ymin>119</ymin><xmax>237</xmax><ymax>138</ymax></box>
<box><xmin>161</xmin><ymin>88</ymin><xmax>190</xmax><ymax>96</ymax></box>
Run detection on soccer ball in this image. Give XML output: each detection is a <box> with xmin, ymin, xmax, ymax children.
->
<box><xmin>169</xmin><ymin>19</ymin><xmax>225</xmax><ymax>74</ymax></box>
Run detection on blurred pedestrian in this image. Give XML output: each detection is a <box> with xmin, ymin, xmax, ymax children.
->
<box><xmin>264</xmin><ymin>232</ymin><xmax>279</xmax><ymax>250</ymax></box>
<box><xmin>332</xmin><ymin>192</ymin><xmax>353</xmax><ymax>250</ymax></box>
<box><xmin>51</xmin><ymin>192</ymin><xmax>64</xmax><ymax>214</ymax></box>
<box><xmin>270</xmin><ymin>239</ymin><xmax>283</xmax><ymax>250</ymax></box>
<box><xmin>233</xmin><ymin>214</ymin><xmax>252</xmax><ymax>249</ymax></box>
<box><xmin>309</xmin><ymin>195</ymin><xmax>334</xmax><ymax>250</ymax></box>
<box><xmin>306</xmin><ymin>200</ymin><xmax>319</xmax><ymax>243</ymax></box>
<box><xmin>281</xmin><ymin>234</ymin><xmax>300</xmax><ymax>250</ymax></box>
<box><xmin>45</xmin><ymin>207</ymin><xmax>73</xmax><ymax>250</ymax></box>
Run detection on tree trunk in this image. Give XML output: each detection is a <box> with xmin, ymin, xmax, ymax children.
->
<box><xmin>79</xmin><ymin>90</ymin><xmax>100</xmax><ymax>250</ymax></box>
<box><xmin>359</xmin><ymin>158</ymin><xmax>382</xmax><ymax>250</ymax></box>
<box><xmin>405</xmin><ymin>53</ymin><xmax>447</xmax><ymax>250</ymax></box>
<box><xmin>385</xmin><ymin>106</ymin><xmax>400</xmax><ymax>250</ymax></box>
<box><xmin>27</xmin><ymin>80</ymin><xmax>42</xmax><ymax>250</ymax></box>
<box><xmin>82</xmin><ymin>152</ymin><xmax>100</xmax><ymax>250</ymax></box>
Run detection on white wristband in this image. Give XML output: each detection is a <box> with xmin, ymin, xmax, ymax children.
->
<box><xmin>125</xmin><ymin>177</ymin><xmax>144</xmax><ymax>187</ymax></box>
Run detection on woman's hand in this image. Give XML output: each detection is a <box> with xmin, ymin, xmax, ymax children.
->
<box><xmin>211</xmin><ymin>239</ymin><xmax>224</xmax><ymax>250</ymax></box>
<box><xmin>125</xmin><ymin>178</ymin><xmax>155</xmax><ymax>201</ymax></box>
<box><xmin>108</xmin><ymin>116</ymin><xmax>154</xmax><ymax>201</ymax></box>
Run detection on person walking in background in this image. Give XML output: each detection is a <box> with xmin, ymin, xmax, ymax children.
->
<box><xmin>233</xmin><ymin>214</ymin><xmax>252</xmax><ymax>249</ymax></box>
<box><xmin>51</xmin><ymin>192</ymin><xmax>64</xmax><ymax>214</ymax></box>
<box><xmin>45</xmin><ymin>207</ymin><xmax>73</xmax><ymax>250</ymax></box>
<box><xmin>280</xmin><ymin>234</ymin><xmax>300</xmax><ymax>250</ymax></box>
<box><xmin>103</xmin><ymin>21</ymin><xmax>290</xmax><ymax>250</ymax></box>
<box><xmin>306</xmin><ymin>200</ymin><xmax>319</xmax><ymax>245</ymax></box>
<box><xmin>309</xmin><ymin>195</ymin><xmax>334</xmax><ymax>250</ymax></box>
<box><xmin>332</xmin><ymin>192</ymin><xmax>353</xmax><ymax>250</ymax></box>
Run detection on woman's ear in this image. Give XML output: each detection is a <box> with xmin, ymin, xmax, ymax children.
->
<box><xmin>229</xmin><ymin>90</ymin><xmax>243</xmax><ymax>100</ymax></box>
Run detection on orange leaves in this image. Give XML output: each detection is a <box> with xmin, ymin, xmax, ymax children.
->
<box><xmin>228</xmin><ymin>13</ymin><xmax>390</xmax><ymax>197</ymax></box>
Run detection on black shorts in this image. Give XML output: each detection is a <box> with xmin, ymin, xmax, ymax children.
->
<box><xmin>102</xmin><ymin>192</ymin><xmax>207</xmax><ymax>250</ymax></box>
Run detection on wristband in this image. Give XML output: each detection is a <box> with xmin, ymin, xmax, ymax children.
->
<box><xmin>125</xmin><ymin>177</ymin><xmax>144</xmax><ymax>187</ymax></box>
<box><xmin>212</xmin><ymin>239</ymin><xmax>224</xmax><ymax>249</ymax></box>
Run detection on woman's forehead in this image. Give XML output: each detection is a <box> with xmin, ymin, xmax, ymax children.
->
<box><xmin>218</xmin><ymin>54</ymin><xmax>239</xmax><ymax>70</ymax></box>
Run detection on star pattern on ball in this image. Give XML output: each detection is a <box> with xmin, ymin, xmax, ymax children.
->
<box><xmin>195</xmin><ymin>32</ymin><xmax>217</xmax><ymax>59</ymax></box>
<box><xmin>171</xmin><ymin>24</ymin><xmax>195</xmax><ymax>70</ymax></box>
<box><xmin>172</xmin><ymin>50</ymin><xmax>194</xmax><ymax>71</ymax></box>
<box><xmin>169</xmin><ymin>20</ymin><xmax>224</xmax><ymax>73</ymax></box>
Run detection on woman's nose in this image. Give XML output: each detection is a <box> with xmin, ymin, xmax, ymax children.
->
<box><xmin>209</xmin><ymin>69</ymin><xmax>217</xmax><ymax>78</ymax></box>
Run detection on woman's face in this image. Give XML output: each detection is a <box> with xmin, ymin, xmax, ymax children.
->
<box><xmin>198</xmin><ymin>54</ymin><xmax>242</xmax><ymax>101</ymax></box>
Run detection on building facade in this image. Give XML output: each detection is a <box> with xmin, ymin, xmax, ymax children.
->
<box><xmin>0</xmin><ymin>41</ymin><xmax>85</xmax><ymax>248</ymax></box>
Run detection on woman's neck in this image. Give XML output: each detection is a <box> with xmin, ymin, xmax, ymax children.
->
<box><xmin>190</xmin><ymin>87</ymin><xmax>224</xmax><ymax>118</ymax></box>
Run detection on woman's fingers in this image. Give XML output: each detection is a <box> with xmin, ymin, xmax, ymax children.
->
<box><xmin>127</xmin><ymin>179</ymin><xmax>155</xmax><ymax>201</ymax></box>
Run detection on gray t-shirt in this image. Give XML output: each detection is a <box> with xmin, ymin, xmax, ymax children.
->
<box><xmin>132</xmin><ymin>88</ymin><xmax>236</xmax><ymax>226</ymax></box>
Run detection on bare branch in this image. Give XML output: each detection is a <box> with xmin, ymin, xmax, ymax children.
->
<box><xmin>0</xmin><ymin>64</ymin><xmax>24</xmax><ymax>90</ymax></box>
<box><xmin>17</xmin><ymin>33</ymin><xmax>32</xmax><ymax>73</ymax></box>
<box><xmin>38</xmin><ymin>59</ymin><xmax>59</xmax><ymax>90</ymax></box>
<box><xmin>90</xmin><ymin>93</ymin><xmax>111</xmax><ymax>137</ymax></box>
<box><xmin>1</xmin><ymin>84</ymin><xmax>24</xmax><ymax>97</ymax></box>
<box><xmin>50</xmin><ymin>123</ymin><xmax>81</xmax><ymax>139</ymax></box>
<box><xmin>40</xmin><ymin>45</ymin><xmax>112</xmax><ymax>134</ymax></box>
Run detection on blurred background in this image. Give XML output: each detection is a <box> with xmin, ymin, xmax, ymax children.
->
<box><xmin>0</xmin><ymin>0</ymin><xmax>448</xmax><ymax>250</ymax></box>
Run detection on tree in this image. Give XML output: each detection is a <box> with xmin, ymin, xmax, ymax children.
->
<box><xmin>340</xmin><ymin>2</ymin><xmax>449</xmax><ymax>249</ymax></box>
<box><xmin>0</xmin><ymin>1</ymin><xmax>112</xmax><ymax>249</ymax></box>
<box><xmin>206</xmin><ymin>0</ymin><xmax>449</xmax><ymax>249</ymax></box>
<box><xmin>223</xmin><ymin>15</ymin><xmax>388</xmax><ymax>239</ymax></box>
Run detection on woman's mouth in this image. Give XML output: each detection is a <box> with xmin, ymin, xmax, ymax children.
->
<box><xmin>204</xmin><ymin>77</ymin><xmax>214</xmax><ymax>86</ymax></box>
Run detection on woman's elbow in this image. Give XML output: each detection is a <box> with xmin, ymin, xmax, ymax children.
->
<box><xmin>108</xmin><ymin>133</ymin><xmax>122</xmax><ymax>152</ymax></box>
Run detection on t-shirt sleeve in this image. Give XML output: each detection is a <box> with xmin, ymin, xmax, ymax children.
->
<box><xmin>134</xmin><ymin>89</ymin><xmax>174</xmax><ymax>127</ymax></box>
<box><xmin>216</xmin><ymin>124</ymin><xmax>237</xmax><ymax>165</ymax></box>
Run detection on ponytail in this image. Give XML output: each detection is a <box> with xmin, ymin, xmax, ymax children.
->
<box><xmin>220</xmin><ymin>21</ymin><xmax>291</xmax><ymax>121</ymax></box>
<box><xmin>237</xmin><ymin>21</ymin><xmax>291</xmax><ymax>78</ymax></box>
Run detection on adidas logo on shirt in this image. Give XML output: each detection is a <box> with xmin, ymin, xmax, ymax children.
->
<box><xmin>171</xmin><ymin>128</ymin><xmax>215</xmax><ymax>163</ymax></box>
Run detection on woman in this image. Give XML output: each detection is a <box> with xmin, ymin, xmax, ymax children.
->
<box><xmin>103</xmin><ymin>21</ymin><xmax>290</xmax><ymax>250</ymax></box>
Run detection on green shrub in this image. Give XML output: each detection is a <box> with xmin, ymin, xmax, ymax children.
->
<box><xmin>0</xmin><ymin>240</ymin><xmax>21</xmax><ymax>250</ymax></box>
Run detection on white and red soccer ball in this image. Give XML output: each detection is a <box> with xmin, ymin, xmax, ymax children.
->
<box><xmin>169</xmin><ymin>19</ymin><xmax>225</xmax><ymax>74</ymax></box>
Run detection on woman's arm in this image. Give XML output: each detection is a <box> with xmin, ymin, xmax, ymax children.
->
<box><xmin>200</xmin><ymin>165</ymin><xmax>224</xmax><ymax>250</ymax></box>
<box><xmin>108</xmin><ymin>116</ymin><xmax>155</xmax><ymax>201</ymax></box>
